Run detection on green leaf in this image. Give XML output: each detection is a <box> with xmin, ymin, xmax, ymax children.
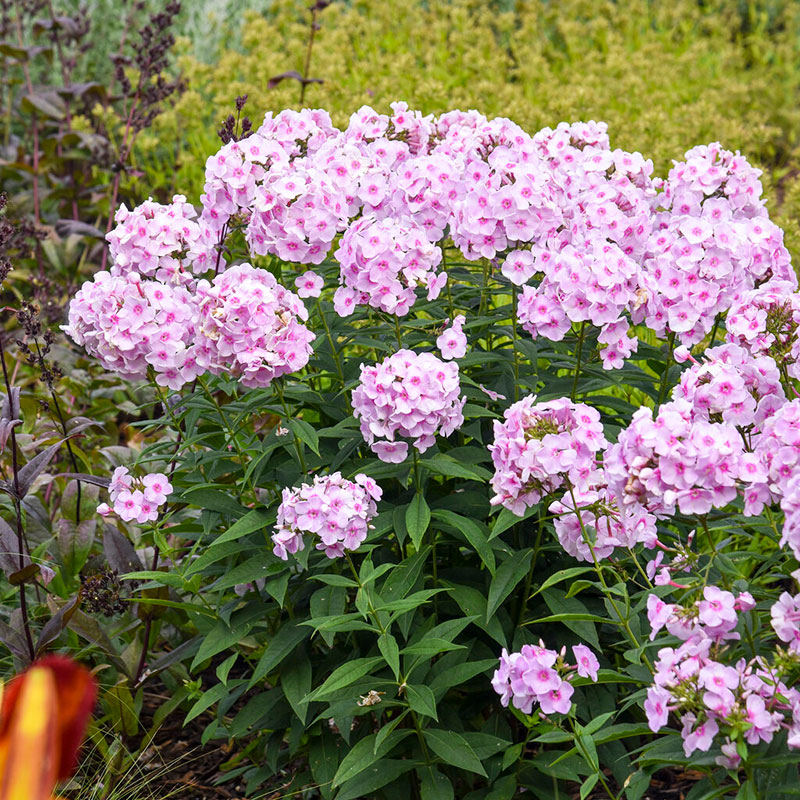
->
<box><xmin>424</xmin><ymin>728</ymin><xmax>488</xmax><ymax>777</ymax></box>
<box><xmin>310</xmin><ymin>731</ymin><xmax>341</xmax><ymax>800</ymax></box>
<box><xmin>185</xmin><ymin>681</ymin><xmax>238</xmax><ymax>724</ymax></box>
<box><xmin>374</xmin><ymin>588</ymin><xmax>446</xmax><ymax>614</ymax></box>
<box><xmin>306</xmin><ymin>657</ymin><xmax>383</xmax><ymax>702</ymax></box>
<box><xmin>247</xmin><ymin>623</ymin><xmax>310</xmax><ymax>688</ymax></box>
<box><xmin>378</xmin><ymin>632</ymin><xmax>401</xmax><ymax>680</ymax></box>
<box><xmin>401</xmin><ymin>638</ymin><xmax>466</xmax><ymax>657</ymax></box>
<box><xmin>405</xmin><ymin>684</ymin><xmax>438</xmax><ymax>720</ymax></box>
<box><xmin>490</xmin><ymin>504</ymin><xmax>538</xmax><ymax>539</ymax></box>
<box><xmin>580</xmin><ymin>774</ymin><xmax>599</xmax><ymax>800</ymax></box>
<box><xmin>310</xmin><ymin>585</ymin><xmax>347</xmax><ymax>648</ymax></box>
<box><xmin>486</xmin><ymin>775</ymin><xmax>517</xmax><ymax>800</ymax></box>
<box><xmin>215</xmin><ymin>653</ymin><xmax>238</xmax><ymax>685</ymax></box>
<box><xmin>736</xmin><ymin>781</ymin><xmax>758</xmax><ymax>800</ymax></box>
<box><xmin>576</xmin><ymin>732</ymin><xmax>599</xmax><ymax>771</ymax></box>
<box><xmin>334</xmin><ymin>760</ymin><xmax>414</xmax><ymax>800</ymax></box>
<box><xmin>180</xmin><ymin>487</ymin><xmax>249</xmax><ymax>517</ymax></box>
<box><xmin>429</xmin><ymin>658</ymin><xmax>498</xmax><ymax>693</ymax></box>
<box><xmin>422</xmin><ymin>453</ymin><xmax>492</xmax><ymax>481</ymax></box>
<box><xmin>208</xmin><ymin>556</ymin><xmax>284</xmax><ymax>592</ymax></box>
<box><xmin>538</xmin><ymin>587</ymin><xmax>604</xmax><ymax>649</ymax></box>
<box><xmin>287</xmin><ymin>418</ymin><xmax>320</xmax><ymax>455</ymax></box>
<box><xmin>418</xmin><ymin>766</ymin><xmax>454</xmax><ymax>800</ymax></box>
<box><xmin>486</xmin><ymin>548</ymin><xmax>533</xmax><ymax>622</ymax></box>
<box><xmin>405</xmin><ymin>493</ymin><xmax>431</xmax><ymax>550</ymax></box>
<box><xmin>311</xmin><ymin>574</ymin><xmax>359</xmax><ymax>588</ymax></box>
<box><xmin>192</xmin><ymin>619</ymin><xmax>256</xmax><ymax>669</ymax></box>
<box><xmin>282</xmin><ymin>648</ymin><xmax>312</xmax><ymax>724</ymax></box>
<box><xmin>530</xmin><ymin>567</ymin><xmax>594</xmax><ymax>598</ymax></box>
<box><xmin>332</xmin><ymin>730</ymin><xmax>411</xmax><ymax>788</ymax></box>
<box><xmin>209</xmin><ymin>507</ymin><xmax>273</xmax><ymax>547</ymax></box>
<box><xmin>446</xmin><ymin>583</ymin><xmax>506</xmax><ymax>646</ymax></box>
<box><xmin>374</xmin><ymin>712</ymin><xmax>409</xmax><ymax>755</ymax></box>
<box><xmin>432</xmin><ymin>509</ymin><xmax>495</xmax><ymax>574</ymax></box>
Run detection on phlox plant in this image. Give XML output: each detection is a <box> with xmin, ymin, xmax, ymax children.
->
<box><xmin>56</xmin><ymin>101</ymin><xmax>800</xmax><ymax>800</ymax></box>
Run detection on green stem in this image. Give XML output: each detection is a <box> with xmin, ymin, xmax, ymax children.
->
<box><xmin>511</xmin><ymin>287</ymin><xmax>520</xmax><ymax>403</ymax></box>
<box><xmin>571</xmin><ymin>321</ymin><xmax>587</xmax><ymax>402</ymax></box>
<box><xmin>344</xmin><ymin>553</ymin><xmax>432</xmax><ymax>764</ymax></box>
<box><xmin>197</xmin><ymin>376</ymin><xmax>251</xmax><ymax>501</ymax></box>
<box><xmin>568</xmin><ymin>717</ymin><xmax>619</xmax><ymax>800</ymax></box>
<box><xmin>567</xmin><ymin>484</ymin><xmax>653</xmax><ymax>673</ymax></box>
<box><xmin>708</xmin><ymin>313</ymin><xmax>721</xmax><ymax>350</ymax></box>
<box><xmin>442</xmin><ymin>245</ymin><xmax>456</xmax><ymax>322</ymax></box>
<box><xmin>657</xmin><ymin>331</ymin><xmax>676</xmax><ymax>407</ymax></box>
<box><xmin>479</xmin><ymin>257</ymin><xmax>491</xmax><ymax>317</ymax></box>
<box><xmin>316</xmin><ymin>298</ymin><xmax>347</xmax><ymax>395</ymax></box>
<box><xmin>393</xmin><ymin>315</ymin><xmax>403</xmax><ymax>348</ymax></box>
<box><xmin>275</xmin><ymin>379</ymin><xmax>308</xmax><ymax>474</ymax></box>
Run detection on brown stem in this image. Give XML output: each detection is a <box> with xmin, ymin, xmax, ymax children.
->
<box><xmin>299</xmin><ymin>8</ymin><xmax>318</xmax><ymax>105</ymax></box>
<box><xmin>0</xmin><ymin>334</ymin><xmax>35</xmax><ymax>661</ymax></box>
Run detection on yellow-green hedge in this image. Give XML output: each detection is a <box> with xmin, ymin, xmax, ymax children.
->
<box><xmin>129</xmin><ymin>0</ymin><xmax>800</xmax><ymax>252</ymax></box>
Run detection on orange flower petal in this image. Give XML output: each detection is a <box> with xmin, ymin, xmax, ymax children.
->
<box><xmin>0</xmin><ymin>655</ymin><xmax>97</xmax><ymax>797</ymax></box>
<box><xmin>0</xmin><ymin>665</ymin><xmax>59</xmax><ymax>800</ymax></box>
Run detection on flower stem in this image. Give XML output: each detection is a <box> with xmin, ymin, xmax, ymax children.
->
<box><xmin>571</xmin><ymin>322</ymin><xmax>587</xmax><ymax>402</ymax></box>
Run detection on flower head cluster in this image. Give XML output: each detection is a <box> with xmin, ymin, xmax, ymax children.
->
<box><xmin>333</xmin><ymin>214</ymin><xmax>444</xmax><ymax>316</ymax></box>
<box><xmin>63</xmin><ymin>271</ymin><xmax>199</xmax><ymax>388</ymax></box>
<box><xmin>272</xmin><ymin>472</ymin><xmax>382</xmax><ymax>559</ymax></box>
<box><xmin>492</xmin><ymin>641</ymin><xmax>599</xmax><ymax>715</ymax></box>
<box><xmin>604</xmin><ymin>398</ymin><xmax>743</xmax><ymax>518</ymax></box>
<box><xmin>726</xmin><ymin>280</ymin><xmax>800</xmax><ymax>378</ymax></box>
<box><xmin>489</xmin><ymin>396</ymin><xmax>607</xmax><ymax>515</ymax></box>
<box><xmin>645</xmin><ymin>589</ymin><xmax>800</xmax><ymax>758</ymax></box>
<box><xmin>97</xmin><ymin>466</ymin><xmax>172</xmax><ymax>523</ymax></box>
<box><xmin>639</xmin><ymin>143</ymin><xmax>794</xmax><ymax>346</ymax></box>
<box><xmin>352</xmin><ymin>349</ymin><xmax>465</xmax><ymax>462</ymax></box>
<box><xmin>742</xmin><ymin>399</ymin><xmax>800</xmax><ymax>518</ymax></box>
<box><xmin>549</xmin><ymin>484</ymin><xmax>657</xmax><ymax>562</ymax></box>
<box><xmin>184</xmin><ymin>107</ymin><xmax>795</xmax><ymax>376</ymax></box>
<box><xmin>672</xmin><ymin>343</ymin><xmax>784</xmax><ymax>428</ymax></box>
<box><xmin>107</xmin><ymin>196</ymin><xmax>219</xmax><ymax>284</ymax></box>
<box><xmin>516</xmin><ymin>241</ymin><xmax>642</xmax><ymax>367</ymax></box>
<box><xmin>194</xmin><ymin>263</ymin><xmax>315</xmax><ymax>388</ymax></box>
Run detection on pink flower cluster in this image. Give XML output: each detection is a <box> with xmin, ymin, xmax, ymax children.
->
<box><xmin>107</xmin><ymin>195</ymin><xmax>220</xmax><ymax>284</ymax></box>
<box><xmin>645</xmin><ymin>589</ymin><xmax>800</xmax><ymax>759</ymax></box>
<box><xmin>726</xmin><ymin>279</ymin><xmax>800</xmax><ymax>378</ymax></box>
<box><xmin>492</xmin><ymin>641</ymin><xmax>599</xmax><ymax>715</ymax></box>
<box><xmin>63</xmin><ymin>271</ymin><xmax>199</xmax><ymax>388</ymax></box>
<box><xmin>98</xmin><ymin>466</ymin><xmax>172</xmax><ymax>523</ymax></box>
<box><xmin>352</xmin><ymin>349</ymin><xmax>465</xmax><ymax>462</ymax></box>
<box><xmin>672</xmin><ymin>343</ymin><xmax>784</xmax><ymax>428</ymax></box>
<box><xmin>272</xmin><ymin>472</ymin><xmax>382</xmax><ymax>559</ymax></box>
<box><xmin>771</xmin><ymin>590</ymin><xmax>800</xmax><ymax>654</ymax></box>
<box><xmin>65</xmin><ymin>263</ymin><xmax>314</xmax><ymax>391</ymax></box>
<box><xmin>516</xmin><ymin>242</ymin><xmax>641</xmax><ymax>368</ymax></box>
<box><xmin>193</xmin><ymin>263</ymin><xmax>315</xmax><ymax>388</ymax></box>
<box><xmin>488</xmin><ymin>397</ymin><xmax>607</xmax><ymax>515</ymax></box>
<box><xmin>639</xmin><ymin>143</ymin><xmax>795</xmax><ymax>346</ymax></box>
<box><xmin>603</xmin><ymin>398</ymin><xmax>743</xmax><ymax>518</ymax></box>
<box><xmin>548</xmin><ymin>484</ymin><xmax>657</xmax><ymax>563</ymax></box>
<box><xmin>333</xmin><ymin>214</ymin><xmax>444</xmax><ymax>315</ymax></box>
